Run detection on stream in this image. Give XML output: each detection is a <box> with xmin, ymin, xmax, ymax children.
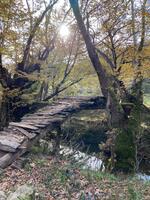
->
<box><xmin>60</xmin><ymin>145</ymin><xmax>104</xmax><ymax>171</ymax></box>
<box><xmin>61</xmin><ymin>108</ymin><xmax>150</xmax><ymax>181</ymax></box>
<box><xmin>59</xmin><ymin>145</ymin><xmax>150</xmax><ymax>181</ymax></box>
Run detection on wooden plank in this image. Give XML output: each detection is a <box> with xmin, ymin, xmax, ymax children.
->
<box><xmin>0</xmin><ymin>151</ymin><xmax>7</xmax><ymax>158</ymax></box>
<box><xmin>53</xmin><ymin>114</ymin><xmax>67</xmax><ymax>118</ymax></box>
<box><xmin>29</xmin><ymin>123</ymin><xmax>47</xmax><ymax>128</ymax></box>
<box><xmin>0</xmin><ymin>96</ymin><xmax>104</xmax><ymax>168</ymax></box>
<box><xmin>0</xmin><ymin>123</ymin><xmax>53</xmax><ymax>168</ymax></box>
<box><xmin>0</xmin><ymin>153</ymin><xmax>14</xmax><ymax>168</ymax></box>
<box><xmin>0</xmin><ymin>131</ymin><xmax>25</xmax><ymax>142</ymax></box>
<box><xmin>21</xmin><ymin>119</ymin><xmax>50</xmax><ymax>123</ymax></box>
<box><xmin>37</xmin><ymin>106</ymin><xmax>67</xmax><ymax>112</ymax></box>
<box><xmin>21</xmin><ymin>120</ymin><xmax>51</xmax><ymax>128</ymax></box>
<box><xmin>22</xmin><ymin>116</ymin><xmax>51</xmax><ymax>120</ymax></box>
<box><xmin>0</xmin><ymin>136</ymin><xmax>21</xmax><ymax>152</ymax></box>
<box><xmin>9</xmin><ymin>122</ymin><xmax>38</xmax><ymax>130</ymax></box>
<box><xmin>49</xmin><ymin>117</ymin><xmax>65</xmax><ymax>124</ymax></box>
<box><xmin>34</xmin><ymin>112</ymin><xmax>54</xmax><ymax>116</ymax></box>
<box><xmin>14</xmin><ymin>127</ymin><xmax>37</xmax><ymax>139</ymax></box>
<box><xmin>35</xmin><ymin>111</ymin><xmax>61</xmax><ymax>115</ymax></box>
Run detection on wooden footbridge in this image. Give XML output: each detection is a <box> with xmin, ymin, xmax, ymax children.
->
<box><xmin>0</xmin><ymin>96</ymin><xmax>105</xmax><ymax>168</ymax></box>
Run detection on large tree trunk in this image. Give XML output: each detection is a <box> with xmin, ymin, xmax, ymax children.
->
<box><xmin>69</xmin><ymin>0</ymin><xmax>143</xmax><ymax>172</ymax></box>
<box><xmin>0</xmin><ymin>55</ymin><xmax>10</xmax><ymax>130</ymax></box>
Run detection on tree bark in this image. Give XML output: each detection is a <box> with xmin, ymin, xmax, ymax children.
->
<box><xmin>0</xmin><ymin>90</ymin><xmax>9</xmax><ymax>130</ymax></box>
<box><xmin>69</xmin><ymin>0</ymin><xmax>142</xmax><ymax>172</ymax></box>
<box><xmin>0</xmin><ymin>55</ymin><xmax>10</xmax><ymax>129</ymax></box>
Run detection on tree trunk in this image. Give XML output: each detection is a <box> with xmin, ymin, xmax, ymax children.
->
<box><xmin>69</xmin><ymin>0</ymin><xmax>142</xmax><ymax>172</ymax></box>
<box><xmin>0</xmin><ymin>55</ymin><xmax>10</xmax><ymax>129</ymax></box>
<box><xmin>0</xmin><ymin>90</ymin><xmax>9</xmax><ymax>130</ymax></box>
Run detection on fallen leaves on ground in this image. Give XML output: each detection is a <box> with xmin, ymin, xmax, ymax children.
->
<box><xmin>0</xmin><ymin>153</ymin><xmax>150</xmax><ymax>200</ymax></box>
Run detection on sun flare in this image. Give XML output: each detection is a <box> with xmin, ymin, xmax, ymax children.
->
<box><xmin>59</xmin><ymin>24</ymin><xmax>70</xmax><ymax>40</ymax></box>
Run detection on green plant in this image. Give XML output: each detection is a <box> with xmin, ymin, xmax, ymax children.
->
<box><xmin>35</xmin><ymin>193</ymin><xmax>45</xmax><ymax>200</ymax></box>
<box><xmin>128</xmin><ymin>184</ymin><xmax>142</xmax><ymax>200</ymax></box>
<box><xmin>30</xmin><ymin>146</ymin><xmax>43</xmax><ymax>154</ymax></box>
<box><xmin>43</xmin><ymin>172</ymin><xmax>53</xmax><ymax>188</ymax></box>
<box><xmin>81</xmin><ymin>170</ymin><xmax>117</xmax><ymax>182</ymax></box>
<box><xmin>79</xmin><ymin>192</ymin><xmax>85</xmax><ymax>200</ymax></box>
<box><xmin>24</xmin><ymin>163</ymin><xmax>32</xmax><ymax>172</ymax></box>
<box><xmin>0</xmin><ymin>169</ymin><xmax>5</xmax><ymax>179</ymax></box>
<box><xmin>59</xmin><ymin>170</ymin><xmax>68</xmax><ymax>184</ymax></box>
<box><xmin>34</xmin><ymin>159</ymin><xmax>46</xmax><ymax>167</ymax></box>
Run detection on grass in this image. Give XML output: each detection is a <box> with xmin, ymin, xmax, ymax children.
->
<box><xmin>81</xmin><ymin>169</ymin><xmax>118</xmax><ymax>182</ymax></box>
<box><xmin>128</xmin><ymin>184</ymin><xmax>142</xmax><ymax>200</ymax></box>
<box><xmin>0</xmin><ymin>169</ymin><xmax>5</xmax><ymax>179</ymax></box>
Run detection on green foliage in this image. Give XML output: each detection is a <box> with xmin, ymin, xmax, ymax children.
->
<box><xmin>81</xmin><ymin>170</ymin><xmax>117</xmax><ymax>182</ymax></box>
<box><xmin>18</xmin><ymin>197</ymin><xmax>33</xmax><ymax>200</ymax></box>
<box><xmin>24</xmin><ymin>163</ymin><xmax>32</xmax><ymax>172</ymax></box>
<box><xmin>128</xmin><ymin>184</ymin><xmax>142</xmax><ymax>200</ymax></box>
<box><xmin>79</xmin><ymin>192</ymin><xmax>85</xmax><ymax>200</ymax></box>
<box><xmin>115</xmin><ymin>108</ymin><xmax>140</xmax><ymax>172</ymax></box>
<box><xmin>62</xmin><ymin>74</ymin><xmax>100</xmax><ymax>96</ymax></box>
<box><xmin>21</xmin><ymin>82</ymin><xmax>42</xmax><ymax>103</ymax></box>
<box><xmin>43</xmin><ymin>172</ymin><xmax>53</xmax><ymax>188</ymax></box>
<box><xmin>34</xmin><ymin>159</ymin><xmax>46</xmax><ymax>167</ymax></box>
<box><xmin>30</xmin><ymin>146</ymin><xmax>44</xmax><ymax>154</ymax></box>
<box><xmin>43</xmin><ymin>166</ymin><xmax>69</xmax><ymax>189</ymax></box>
<box><xmin>58</xmin><ymin>169</ymin><xmax>69</xmax><ymax>184</ymax></box>
<box><xmin>0</xmin><ymin>169</ymin><xmax>5</xmax><ymax>179</ymax></box>
<box><xmin>143</xmin><ymin>94</ymin><xmax>150</xmax><ymax>108</ymax></box>
<box><xmin>115</xmin><ymin>128</ymin><xmax>136</xmax><ymax>172</ymax></box>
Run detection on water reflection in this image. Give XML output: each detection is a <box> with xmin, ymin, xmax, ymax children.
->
<box><xmin>60</xmin><ymin>145</ymin><xmax>104</xmax><ymax>171</ymax></box>
<box><xmin>137</xmin><ymin>174</ymin><xmax>150</xmax><ymax>181</ymax></box>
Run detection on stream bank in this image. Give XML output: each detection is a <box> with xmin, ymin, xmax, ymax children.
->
<box><xmin>61</xmin><ymin>108</ymin><xmax>150</xmax><ymax>176</ymax></box>
<box><xmin>0</xmin><ymin>150</ymin><xmax>150</xmax><ymax>200</ymax></box>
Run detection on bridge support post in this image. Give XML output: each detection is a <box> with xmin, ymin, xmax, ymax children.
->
<box><xmin>52</xmin><ymin>124</ymin><xmax>62</xmax><ymax>157</ymax></box>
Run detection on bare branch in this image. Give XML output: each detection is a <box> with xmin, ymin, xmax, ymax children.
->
<box><xmin>21</xmin><ymin>0</ymin><xmax>58</xmax><ymax>69</ymax></box>
<box><xmin>43</xmin><ymin>78</ymin><xmax>83</xmax><ymax>101</ymax></box>
<box><xmin>95</xmin><ymin>48</ymin><xmax>115</xmax><ymax>70</ymax></box>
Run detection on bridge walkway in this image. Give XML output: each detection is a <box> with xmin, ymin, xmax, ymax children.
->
<box><xmin>0</xmin><ymin>96</ymin><xmax>105</xmax><ymax>168</ymax></box>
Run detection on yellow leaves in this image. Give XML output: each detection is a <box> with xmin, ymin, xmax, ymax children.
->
<box><xmin>5</xmin><ymin>30</ymin><xmax>18</xmax><ymax>41</ymax></box>
<box><xmin>0</xmin><ymin>47</ymin><xmax>14</xmax><ymax>58</ymax></box>
<box><xmin>8</xmin><ymin>88</ymin><xmax>20</xmax><ymax>97</ymax></box>
<box><xmin>100</xmin><ymin>58</ymin><xmax>113</xmax><ymax>76</ymax></box>
<box><xmin>144</xmin><ymin>12</ymin><xmax>150</xmax><ymax>17</ymax></box>
<box><xmin>118</xmin><ymin>44</ymin><xmax>150</xmax><ymax>85</ymax></box>
<box><xmin>0</xmin><ymin>47</ymin><xmax>6</xmax><ymax>54</ymax></box>
<box><xmin>0</xmin><ymin>0</ymin><xmax>16</xmax><ymax>20</ymax></box>
<box><xmin>119</xmin><ymin>62</ymin><xmax>150</xmax><ymax>85</ymax></box>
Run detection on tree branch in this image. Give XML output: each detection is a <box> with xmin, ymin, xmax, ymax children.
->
<box><xmin>43</xmin><ymin>78</ymin><xmax>83</xmax><ymax>101</ymax></box>
<box><xmin>21</xmin><ymin>0</ymin><xmax>58</xmax><ymax>69</ymax></box>
<box><xmin>138</xmin><ymin>0</ymin><xmax>147</xmax><ymax>52</ymax></box>
<box><xmin>69</xmin><ymin>0</ymin><xmax>112</xmax><ymax>97</ymax></box>
<box><xmin>95</xmin><ymin>48</ymin><xmax>115</xmax><ymax>70</ymax></box>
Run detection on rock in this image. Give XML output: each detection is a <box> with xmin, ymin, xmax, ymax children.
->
<box><xmin>0</xmin><ymin>191</ymin><xmax>6</xmax><ymax>200</ymax></box>
<box><xmin>84</xmin><ymin>191</ymin><xmax>95</xmax><ymax>200</ymax></box>
<box><xmin>7</xmin><ymin>185</ymin><xmax>35</xmax><ymax>200</ymax></box>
